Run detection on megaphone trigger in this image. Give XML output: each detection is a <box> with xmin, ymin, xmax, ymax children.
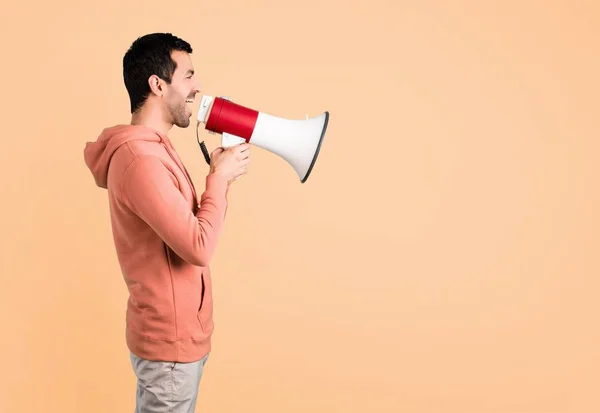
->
<box><xmin>222</xmin><ymin>132</ymin><xmax>247</xmax><ymax>148</ymax></box>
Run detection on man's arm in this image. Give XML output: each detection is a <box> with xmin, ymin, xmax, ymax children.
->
<box><xmin>120</xmin><ymin>154</ymin><xmax>229</xmax><ymax>267</ymax></box>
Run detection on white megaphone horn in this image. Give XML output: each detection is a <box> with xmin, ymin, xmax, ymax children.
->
<box><xmin>195</xmin><ymin>95</ymin><xmax>329</xmax><ymax>183</ymax></box>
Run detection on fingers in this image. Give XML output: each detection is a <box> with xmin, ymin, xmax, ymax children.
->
<box><xmin>214</xmin><ymin>143</ymin><xmax>252</xmax><ymax>183</ymax></box>
<box><xmin>234</xmin><ymin>169</ymin><xmax>248</xmax><ymax>181</ymax></box>
<box><xmin>237</xmin><ymin>150</ymin><xmax>251</xmax><ymax>161</ymax></box>
<box><xmin>232</xmin><ymin>158</ymin><xmax>251</xmax><ymax>182</ymax></box>
<box><xmin>234</xmin><ymin>143</ymin><xmax>251</xmax><ymax>160</ymax></box>
<box><xmin>235</xmin><ymin>143</ymin><xmax>251</xmax><ymax>154</ymax></box>
<box><xmin>232</xmin><ymin>167</ymin><xmax>247</xmax><ymax>182</ymax></box>
<box><xmin>239</xmin><ymin>156</ymin><xmax>251</xmax><ymax>167</ymax></box>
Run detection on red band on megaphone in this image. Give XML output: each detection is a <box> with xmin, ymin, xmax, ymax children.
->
<box><xmin>205</xmin><ymin>97</ymin><xmax>259</xmax><ymax>141</ymax></box>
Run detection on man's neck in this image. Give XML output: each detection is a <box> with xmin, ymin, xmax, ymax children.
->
<box><xmin>130</xmin><ymin>105</ymin><xmax>173</xmax><ymax>136</ymax></box>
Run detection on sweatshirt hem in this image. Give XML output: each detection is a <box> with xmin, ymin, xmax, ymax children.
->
<box><xmin>126</xmin><ymin>327</ymin><xmax>212</xmax><ymax>363</ymax></box>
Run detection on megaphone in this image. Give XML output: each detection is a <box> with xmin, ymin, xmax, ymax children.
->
<box><xmin>195</xmin><ymin>95</ymin><xmax>329</xmax><ymax>183</ymax></box>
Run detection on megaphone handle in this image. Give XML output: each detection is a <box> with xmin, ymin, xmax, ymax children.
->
<box><xmin>199</xmin><ymin>141</ymin><xmax>211</xmax><ymax>165</ymax></box>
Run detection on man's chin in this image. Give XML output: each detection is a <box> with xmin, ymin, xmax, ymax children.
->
<box><xmin>175</xmin><ymin>118</ymin><xmax>191</xmax><ymax>128</ymax></box>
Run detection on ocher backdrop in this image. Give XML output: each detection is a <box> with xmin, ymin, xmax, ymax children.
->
<box><xmin>1</xmin><ymin>1</ymin><xmax>599</xmax><ymax>412</ymax></box>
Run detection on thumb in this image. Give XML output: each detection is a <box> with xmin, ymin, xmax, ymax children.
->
<box><xmin>210</xmin><ymin>147</ymin><xmax>225</xmax><ymax>156</ymax></box>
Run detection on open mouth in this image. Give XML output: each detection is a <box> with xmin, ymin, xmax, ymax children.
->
<box><xmin>185</xmin><ymin>97</ymin><xmax>194</xmax><ymax>114</ymax></box>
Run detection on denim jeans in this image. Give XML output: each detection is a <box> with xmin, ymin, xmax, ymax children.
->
<box><xmin>129</xmin><ymin>352</ymin><xmax>210</xmax><ymax>413</ymax></box>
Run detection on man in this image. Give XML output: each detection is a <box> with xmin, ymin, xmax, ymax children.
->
<box><xmin>83</xmin><ymin>33</ymin><xmax>250</xmax><ymax>412</ymax></box>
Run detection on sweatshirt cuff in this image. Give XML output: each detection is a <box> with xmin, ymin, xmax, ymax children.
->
<box><xmin>205</xmin><ymin>173</ymin><xmax>229</xmax><ymax>198</ymax></box>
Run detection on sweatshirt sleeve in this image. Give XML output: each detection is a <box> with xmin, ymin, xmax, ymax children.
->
<box><xmin>120</xmin><ymin>154</ymin><xmax>229</xmax><ymax>267</ymax></box>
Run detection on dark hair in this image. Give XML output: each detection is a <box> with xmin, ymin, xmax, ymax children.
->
<box><xmin>123</xmin><ymin>33</ymin><xmax>193</xmax><ymax>113</ymax></box>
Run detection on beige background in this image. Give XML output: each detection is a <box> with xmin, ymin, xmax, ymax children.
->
<box><xmin>1</xmin><ymin>1</ymin><xmax>599</xmax><ymax>412</ymax></box>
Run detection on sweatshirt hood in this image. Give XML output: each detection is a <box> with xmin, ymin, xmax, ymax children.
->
<box><xmin>84</xmin><ymin>124</ymin><xmax>165</xmax><ymax>188</ymax></box>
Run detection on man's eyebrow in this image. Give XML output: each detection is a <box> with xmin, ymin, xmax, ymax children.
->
<box><xmin>186</xmin><ymin>69</ymin><xmax>194</xmax><ymax>75</ymax></box>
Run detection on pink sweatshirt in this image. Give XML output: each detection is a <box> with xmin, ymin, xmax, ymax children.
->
<box><xmin>83</xmin><ymin>124</ymin><xmax>229</xmax><ymax>363</ymax></box>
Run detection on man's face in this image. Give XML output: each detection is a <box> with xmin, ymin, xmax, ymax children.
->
<box><xmin>163</xmin><ymin>50</ymin><xmax>201</xmax><ymax>128</ymax></box>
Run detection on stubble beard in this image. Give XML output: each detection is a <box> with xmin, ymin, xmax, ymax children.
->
<box><xmin>170</xmin><ymin>100</ymin><xmax>190</xmax><ymax>128</ymax></box>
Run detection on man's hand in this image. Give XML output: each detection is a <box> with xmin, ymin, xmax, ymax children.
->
<box><xmin>209</xmin><ymin>143</ymin><xmax>251</xmax><ymax>184</ymax></box>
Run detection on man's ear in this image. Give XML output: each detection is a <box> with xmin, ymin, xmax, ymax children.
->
<box><xmin>148</xmin><ymin>75</ymin><xmax>163</xmax><ymax>97</ymax></box>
